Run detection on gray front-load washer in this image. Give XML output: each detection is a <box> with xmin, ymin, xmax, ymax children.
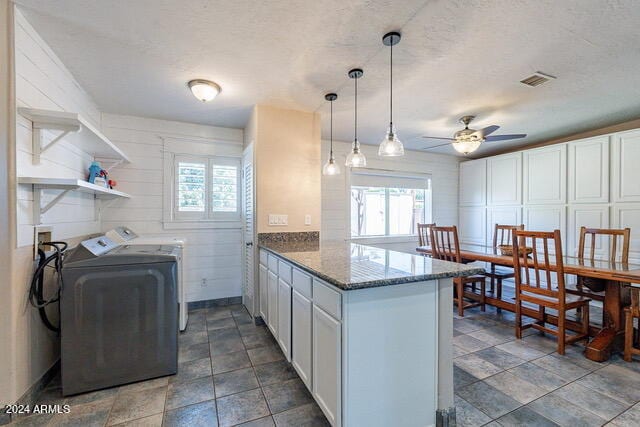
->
<box><xmin>61</xmin><ymin>236</ymin><xmax>178</xmax><ymax>396</ymax></box>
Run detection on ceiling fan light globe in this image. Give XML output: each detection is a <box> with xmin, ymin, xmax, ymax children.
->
<box><xmin>378</xmin><ymin>126</ymin><xmax>404</xmax><ymax>157</ymax></box>
<box><xmin>452</xmin><ymin>140</ymin><xmax>482</xmax><ymax>155</ymax></box>
<box><xmin>322</xmin><ymin>156</ymin><xmax>341</xmax><ymax>176</ymax></box>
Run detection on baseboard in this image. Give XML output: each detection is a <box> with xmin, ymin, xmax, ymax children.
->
<box><xmin>187</xmin><ymin>296</ymin><xmax>242</xmax><ymax>310</ymax></box>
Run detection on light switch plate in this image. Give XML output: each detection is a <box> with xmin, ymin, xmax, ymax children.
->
<box><xmin>268</xmin><ymin>214</ymin><xmax>288</xmax><ymax>226</ymax></box>
<box><xmin>305</xmin><ymin>214</ymin><xmax>311</xmax><ymax>225</ymax></box>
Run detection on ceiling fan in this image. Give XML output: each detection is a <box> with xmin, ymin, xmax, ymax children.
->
<box><xmin>421</xmin><ymin>115</ymin><xmax>527</xmax><ymax>155</ymax></box>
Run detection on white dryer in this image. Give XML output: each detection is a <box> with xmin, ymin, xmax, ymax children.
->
<box><xmin>105</xmin><ymin>226</ymin><xmax>188</xmax><ymax>331</ymax></box>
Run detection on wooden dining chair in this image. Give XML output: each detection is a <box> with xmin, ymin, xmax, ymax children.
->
<box><xmin>430</xmin><ymin>225</ymin><xmax>486</xmax><ymax>317</ymax></box>
<box><xmin>417</xmin><ymin>223</ymin><xmax>436</xmax><ymax>247</ymax></box>
<box><xmin>624</xmin><ymin>286</ymin><xmax>640</xmax><ymax>361</ymax></box>
<box><xmin>484</xmin><ymin>224</ymin><xmax>525</xmax><ymax>300</ymax></box>
<box><xmin>512</xmin><ymin>229</ymin><xmax>590</xmax><ymax>355</ymax></box>
<box><xmin>567</xmin><ymin>227</ymin><xmax>631</xmax><ymax>310</ymax></box>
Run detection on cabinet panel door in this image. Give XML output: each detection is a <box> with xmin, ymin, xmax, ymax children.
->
<box><xmin>277</xmin><ymin>279</ymin><xmax>292</xmax><ymax>360</ymax></box>
<box><xmin>267</xmin><ymin>271</ymin><xmax>278</xmax><ymax>336</ymax></box>
<box><xmin>459</xmin><ymin>159</ymin><xmax>487</xmax><ymax>206</ymax></box>
<box><xmin>259</xmin><ymin>264</ymin><xmax>268</xmax><ymax>320</ymax></box>
<box><xmin>612</xmin><ymin>203</ymin><xmax>640</xmax><ymax>263</ymax></box>
<box><xmin>612</xmin><ymin>130</ymin><xmax>640</xmax><ymax>202</ymax></box>
<box><xmin>312</xmin><ymin>305</ymin><xmax>341</xmax><ymax>427</ymax></box>
<box><xmin>567</xmin><ymin>205</ymin><xmax>610</xmax><ymax>258</ymax></box>
<box><xmin>524</xmin><ymin>145</ymin><xmax>567</xmax><ymax>204</ymax></box>
<box><xmin>459</xmin><ymin>206</ymin><xmax>486</xmax><ymax>245</ymax></box>
<box><xmin>524</xmin><ymin>205</ymin><xmax>567</xmax><ymax>253</ymax></box>
<box><xmin>292</xmin><ymin>289</ymin><xmax>312</xmax><ymax>390</ymax></box>
<box><xmin>488</xmin><ymin>153</ymin><xmax>522</xmax><ymax>205</ymax></box>
<box><xmin>487</xmin><ymin>207</ymin><xmax>522</xmax><ymax>245</ymax></box>
<box><xmin>568</xmin><ymin>136</ymin><xmax>609</xmax><ymax>203</ymax></box>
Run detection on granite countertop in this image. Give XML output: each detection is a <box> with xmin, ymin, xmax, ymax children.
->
<box><xmin>259</xmin><ymin>240</ymin><xmax>484</xmax><ymax>291</ymax></box>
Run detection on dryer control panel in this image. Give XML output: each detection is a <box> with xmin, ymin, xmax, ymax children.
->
<box><xmin>105</xmin><ymin>226</ymin><xmax>139</xmax><ymax>243</ymax></box>
<box><xmin>80</xmin><ymin>236</ymin><xmax>119</xmax><ymax>256</ymax></box>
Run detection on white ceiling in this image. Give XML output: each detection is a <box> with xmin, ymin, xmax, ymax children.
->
<box><xmin>14</xmin><ymin>0</ymin><xmax>640</xmax><ymax>157</ymax></box>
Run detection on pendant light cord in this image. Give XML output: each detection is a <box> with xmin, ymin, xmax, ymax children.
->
<box><xmin>390</xmin><ymin>40</ymin><xmax>393</xmax><ymax>127</ymax></box>
<box><xmin>330</xmin><ymin>99</ymin><xmax>333</xmax><ymax>155</ymax></box>
<box><xmin>354</xmin><ymin>76</ymin><xmax>358</xmax><ymax>143</ymax></box>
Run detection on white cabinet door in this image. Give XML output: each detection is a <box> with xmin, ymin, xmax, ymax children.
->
<box><xmin>524</xmin><ymin>145</ymin><xmax>567</xmax><ymax>205</ymax></box>
<box><xmin>567</xmin><ymin>205</ymin><xmax>610</xmax><ymax>258</ymax></box>
<box><xmin>612</xmin><ymin>130</ymin><xmax>640</xmax><ymax>202</ymax></box>
<box><xmin>487</xmin><ymin>153</ymin><xmax>522</xmax><ymax>205</ymax></box>
<box><xmin>267</xmin><ymin>271</ymin><xmax>278</xmax><ymax>336</ymax></box>
<box><xmin>459</xmin><ymin>159</ymin><xmax>487</xmax><ymax>206</ymax></box>
<box><xmin>524</xmin><ymin>205</ymin><xmax>567</xmax><ymax>252</ymax></box>
<box><xmin>612</xmin><ymin>203</ymin><xmax>640</xmax><ymax>263</ymax></box>
<box><xmin>292</xmin><ymin>289</ymin><xmax>312</xmax><ymax>390</ymax></box>
<box><xmin>568</xmin><ymin>136</ymin><xmax>609</xmax><ymax>204</ymax></box>
<box><xmin>487</xmin><ymin>206</ymin><xmax>522</xmax><ymax>245</ymax></box>
<box><xmin>459</xmin><ymin>206</ymin><xmax>486</xmax><ymax>245</ymax></box>
<box><xmin>313</xmin><ymin>305</ymin><xmax>341</xmax><ymax>427</ymax></box>
<box><xmin>259</xmin><ymin>264</ymin><xmax>268</xmax><ymax>320</ymax></box>
<box><xmin>277</xmin><ymin>278</ymin><xmax>292</xmax><ymax>361</ymax></box>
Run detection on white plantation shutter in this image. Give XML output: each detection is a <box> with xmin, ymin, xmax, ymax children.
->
<box><xmin>176</xmin><ymin>160</ymin><xmax>207</xmax><ymax>219</ymax></box>
<box><xmin>212</xmin><ymin>164</ymin><xmax>238</xmax><ymax>212</ymax></box>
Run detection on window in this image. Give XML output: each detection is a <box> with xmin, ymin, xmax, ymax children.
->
<box><xmin>174</xmin><ymin>155</ymin><xmax>240</xmax><ymax>221</ymax></box>
<box><xmin>350</xmin><ymin>171</ymin><xmax>431</xmax><ymax>238</ymax></box>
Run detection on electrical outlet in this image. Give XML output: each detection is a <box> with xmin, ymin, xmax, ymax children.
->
<box><xmin>201</xmin><ymin>278</ymin><xmax>207</xmax><ymax>288</ymax></box>
<box><xmin>33</xmin><ymin>226</ymin><xmax>52</xmax><ymax>260</ymax></box>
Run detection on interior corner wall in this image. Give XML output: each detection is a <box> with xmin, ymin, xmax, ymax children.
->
<box><xmin>254</xmin><ymin>105</ymin><xmax>321</xmax><ymax>233</ymax></box>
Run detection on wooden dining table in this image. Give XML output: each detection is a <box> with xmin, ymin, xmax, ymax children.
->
<box><xmin>417</xmin><ymin>244</ymin><xmax>640</xmax><ymax>362</ymax></box>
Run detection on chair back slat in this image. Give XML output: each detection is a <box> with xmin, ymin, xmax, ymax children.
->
<box><xmin>430</xmin><ymin>225</ymin><xmax>461</xmax><ymax>263</ymax></box>
<box><xmin>492</xmin><ymin>224</ymin><xmax>525</xmax><ymax>254</ymax></box>
<box><xmin>631</xmin><ymin>287</ymin><xmax>640</xmax><ymax>317</ymax></box>
<box><xmin>512</xmin><ymin>230</ymin><xmax>566</xmax><ymax>304</ymax></box>
<box><xmin>577</xmin><ymin>227</ymin><xmax>631</xmax><ymax>263</ymax></box>
<box><xmin>417</xmin><ymin>223</ymin><xmax>436</xmax><ymax>247</ymax></box>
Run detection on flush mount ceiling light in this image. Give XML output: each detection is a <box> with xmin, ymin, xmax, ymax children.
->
<box><xmin>345</xmin><ymin>68</ymin><xmax>366</xmax><ymax>168</ymax></box>
<box><xmin>378</xmin><ymin>31</ymin><xmax>404</xmax><ymax>157</ymax></box>
<box><xmin>322</xmin><ymin>93</ymin><xmax>341</xmax><ymax>176</ymax></box>
<box><xmin>188</xmin><ymin>79</ymin><xmax>221</xmax><ymax>102</ymax></box>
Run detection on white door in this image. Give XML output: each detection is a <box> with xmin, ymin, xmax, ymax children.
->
<box><xmin>242</xmin><ymin>145</ymin><xmax>255</xmax><ymax>315</ymax></box>
<box><xmin>277</xmin><ymin>278</ymin><xmax>292</xmax><ymax>360</ymax></box>
<box><xmin>259</xmin><ymin>264</ymin><xmax>268</xmax><ymax>320</ymax></box>
<box><xmin>292</xmin><ymin>289</ymin><xmax>313</xmax><ymax>390</ymax></box>
<box><xmin>267</xmin><ymin>271</ymin><xmax>279</xmax><ymax>336</ymax></box>
<box><xmin>313</xmin><ymin>305</ymin><xmax>341</xmax><ymax>427</ymax></box>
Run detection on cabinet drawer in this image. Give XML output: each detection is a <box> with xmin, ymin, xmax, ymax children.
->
<box><xmin>278</xmin><ymin>260</ymin><xmax>292</xmax><ymax>284</ymax></box>
<box><xmin>292</xmin><ymin>268</ymin><xmax>312</xmax><ymax>299</ymax></box>
<box><xmin>259</xmin><ymin>249</ymin><xmax>268</xmax><ymax>265</ymax></box>
<box><xmin>268</xmin><ymin>254</ymin><xmax>279</xmax><ymax>272</ymax></box>
<box><xmin>313</xmin><ymin>279</ymin><xmax>341</xmax><ymax>320</ymax></box>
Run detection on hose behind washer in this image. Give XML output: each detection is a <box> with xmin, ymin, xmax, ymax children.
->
<box><xmin>29</xmin><ymin>241</ymin><xmax>68</xmax><ymax>333</ymax></box>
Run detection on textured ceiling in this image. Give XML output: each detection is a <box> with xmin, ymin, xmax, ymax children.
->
<box><xmin>14</xmin><ymin>0</ymin><xmax>640</xmax><ymax>157</ymax></box>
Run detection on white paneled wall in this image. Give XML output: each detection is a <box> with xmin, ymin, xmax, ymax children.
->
<box><xmin>15</xmin><ymin>10</ymin><xmax>101</xmax><ymax>246</ymax></box>
<box><xmin>100</xmin><ymin>114</ymin><xmax>244</xmax><ymax>302</ymax></box>
<box><xmin>321</xmin><ymin>140</ymin><xmax>460</xmax><ymax>241</ymax></box>
<box><xmin>459</xmin><ymin>129</ymin><xmax>640</xmax><ymax>263</ymax></box>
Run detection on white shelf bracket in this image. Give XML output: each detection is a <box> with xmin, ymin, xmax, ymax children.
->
<box><xmin>32</xmin><ymin>186</ymin><xmax>72</xmax><ymax>224</ymax></box>
<box><xmin>102</xmin><ymin>158</ymin><xmax>125</xmax><ymax>172</ymax></box>
<box><xmin>32</xmin><ymin>123</ymin><xmax>81</xmax><ymax>164</ymax></box>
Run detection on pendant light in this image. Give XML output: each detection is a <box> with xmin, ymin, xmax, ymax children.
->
<box><xmin>378</xmin><ymin>32</ymin><xmax>404</xmax><ymax>157</ymax></box>
<box><xmin>322</xmin><ymin>93</ymin><xmax>340</xmax><ymax>176</ymax></box>
<box><xmin>345</xmin><ymin>68</ymin><xmax>366</xmax><ymax>168</ymax></box>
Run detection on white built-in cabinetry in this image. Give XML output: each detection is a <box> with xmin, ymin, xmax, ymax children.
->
<box><xmin>459</xmin><ymin>129</ymin><xmax>640</xmax><ymax>262</ymax></box>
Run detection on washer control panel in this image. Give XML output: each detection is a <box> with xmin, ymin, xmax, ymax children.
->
<box><xmin>80</xmin><ymin>236</ymin><xmax>118</xmax><ymax>256</ymax></box>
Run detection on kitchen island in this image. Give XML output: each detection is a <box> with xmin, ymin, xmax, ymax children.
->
<box><xmin>257</xmin><ymin>240</ymin><xmax>483</xmax><ymax>427</ymax></box>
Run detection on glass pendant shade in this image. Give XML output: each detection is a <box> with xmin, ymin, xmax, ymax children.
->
<box><xmin>378</xmin><ymin>124</ymin><xmax>404</xmax><ymax>156</ymax></box>
<box><xmin>452</xmin><ymin>139</ymin><xmax>482</xmax><ymax>155</ymax></box>
<box><xmin>346</xmin><ymin>141</ymin><xmax>366</xmax><ymax>167</ymax></box>
<box><xmin>323</xmin><ymin>155</ymin><xmax>340</xmax><ymax>176</ymax></box>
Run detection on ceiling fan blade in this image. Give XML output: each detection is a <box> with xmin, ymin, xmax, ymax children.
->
<box><xmin>485</xmin><ymin>134</ymin><xmax>527</xmax><ymax>142</ymax></box>
<box><xmin>478</xmin><ymin>125</ymin><xmax>500</xmax><ymax>136</ymax></box>
<box><xmin>421</xmin><ymin>142</ymin><xmax>453</xmax><ymax>150</ymax></box>
<box><xmin>421</xmin><ymin>136</ymin><xmax>455</xmax><ymax>141</ymax></box>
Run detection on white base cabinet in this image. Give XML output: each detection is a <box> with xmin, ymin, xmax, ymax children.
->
<box><xmin>267</xmin><ymin>270</ymin><xmax>278</xmax><ymax>336</ymax></box>
<box><xmin>277</xmin><ymin>278</ymin><xmax>292</xmax><ymax>361</ymax></box>
<box><xmin>292</xmin><ymin>289</ymin><xmax>312</xmax><ymax>389</ymax></box>
<box><xmin>312</xmin><ymin>304</ymin><xmax>342</xmax><ymax>427</ymax></box>
<box><xmin>259</xmin><ymin>264</ymin><xmax>268</xmax><ymax>320</ymax></box>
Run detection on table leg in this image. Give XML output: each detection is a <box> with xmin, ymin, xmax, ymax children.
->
<box><xmin>585</xmin><ymin>281</ymin><xmax>625</xmax><ymax>362</ymax></box>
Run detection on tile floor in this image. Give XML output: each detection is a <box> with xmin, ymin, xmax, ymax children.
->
<box><xmin>9</xmin><ymin>298</ymin><xmax>640</xmax><ymax>426</ymax></box>
<box><xmin>10</xmin><ymin>304</ymin><xmax>330</xmax><ymax>427</ymax></box>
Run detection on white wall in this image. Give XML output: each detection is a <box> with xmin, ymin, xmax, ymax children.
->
<box><xmin>321</xmin><ymin>140</ymin><xmax>460</xmax><ymax>242</ymax></box>
<box><xmin>100</xmin><ymin>113</ymin><xmax>244</xmax><ymax>302</ymax></box>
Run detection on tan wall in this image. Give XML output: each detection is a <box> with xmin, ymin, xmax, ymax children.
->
<box><xmin>254</xmin><ymin>105</ymin><xmax>321</xmax><ymax>233</ymax></box>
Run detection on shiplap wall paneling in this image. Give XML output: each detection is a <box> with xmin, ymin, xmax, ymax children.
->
<box><xmin>568</xmin><ymin>136</ymin><xmax>609</xmax><ymax>204</ymax></box>
<box><xmin>487</xmin><ymin>153</ymin><xmax>522</xmax><ymax>206</ymax></box>
<box><xmin>612</xmin><ymin>203</ymin><xmax>640</xmax><ymax>263</ymax></box>
<box><xmin>459</xmin><ymin>159</ymin><xmax>486</xmax><ymax>206</ymax></box>
<box><xmin>459</xmin><ymin>206</ymin><xmax>486</xmax><ymax>246</ymax></box>
<box><xmin>612</xmin><ymin>130</ymin><xmax>640</xmax><ymax>203</ymax></box>
<box><xmin>487</xmin><ymin>206</ymin><xmax>522</xmax><ymax>245</ymax></box>
<box><xmin>523</xmin><ymin>145</ymin><xmax>567</xmax><ymax>205</ymax></box>
<box><xmin>567</xmin><ymin>205</ymin><xmax>610</xmax><ymax>258</ymax></box>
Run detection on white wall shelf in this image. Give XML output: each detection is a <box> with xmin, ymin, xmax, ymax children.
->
<box><xmin>18</xmin><ymin>107</ymin><xmax>131</xmax><ymax>169</ymax></box>
<box><xmin>18</xmin><ymin>177</ymin><xmax>131</xmax><ymax>224</ymax></box>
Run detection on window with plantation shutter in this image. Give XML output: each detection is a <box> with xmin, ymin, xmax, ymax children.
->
<box><xmin>177</xmin><ymin>161</ymin><xmax>206</xmax><ymax>213</ymax></box>
<box><xmin>212</xmin><ymin>164</ymin><xmax>238</xmax><ymax>212</ymax></box>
